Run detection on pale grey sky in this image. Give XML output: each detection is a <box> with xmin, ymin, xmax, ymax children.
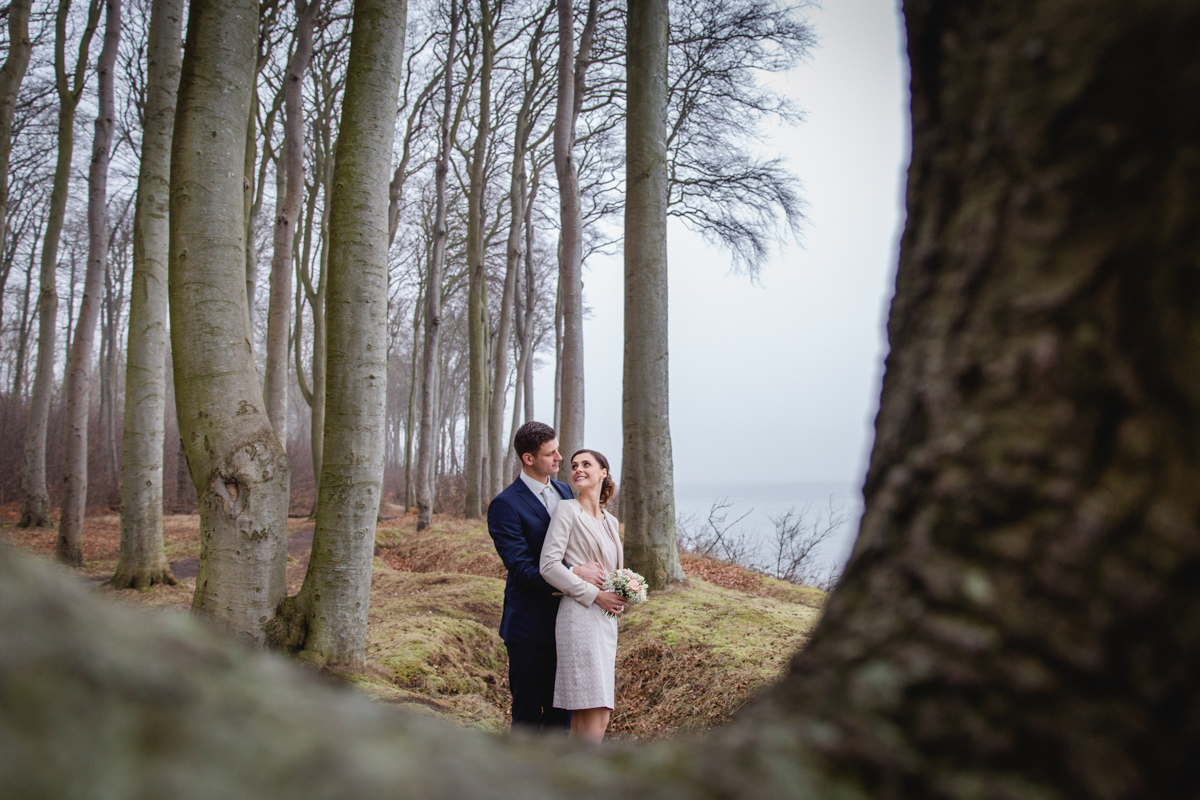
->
<box><xmin>534</xmin><ymin>0</ymin><xmax>910</xmax><ymax>486</ymax></box>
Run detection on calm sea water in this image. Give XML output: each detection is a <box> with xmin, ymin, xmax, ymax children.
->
<box><xmin>672</xmin><ymin>480</ymin><xmax>863</xmax><ymax>576</ymax></box>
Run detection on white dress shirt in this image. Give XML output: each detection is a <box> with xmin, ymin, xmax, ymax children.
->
<box><xmin>519</xmin><ymin>470</ymin><xmax>563</xmax><ymax>516</ymax></box>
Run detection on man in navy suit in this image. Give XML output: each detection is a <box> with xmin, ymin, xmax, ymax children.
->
<box><xmin>487</xmin><ymin>421</ymin><xmax>604</xmax><ymax>731</ymax></box>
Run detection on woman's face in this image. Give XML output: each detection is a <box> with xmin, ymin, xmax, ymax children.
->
<box><xmin>571</xmin><ymin>451</ymin><xmax>607</xmax><ymax>492</ymax></box>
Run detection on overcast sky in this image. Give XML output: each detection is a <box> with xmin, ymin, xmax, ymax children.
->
<box><xmin>533</xmin><ymin>0</ymin><xmax>910</xmax><ymax>487</ymax></box>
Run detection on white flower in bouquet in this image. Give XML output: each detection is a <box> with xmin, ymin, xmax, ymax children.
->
<box><xmin>601</xmin><ymin>568</ymin><xmax>648</xmax><ymax>618</ymax></box>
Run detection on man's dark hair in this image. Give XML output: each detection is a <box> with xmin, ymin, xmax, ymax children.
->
<box><xmin>513</xmin><ymin>421</ymin><xmax>556</xmax><ymax>459</ymax></box>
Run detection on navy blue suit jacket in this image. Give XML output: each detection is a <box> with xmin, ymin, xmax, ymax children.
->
<box><xmin>487</xmin><ymin>477</ymin><xmax>573</xmax><ymax>644</ymax></box>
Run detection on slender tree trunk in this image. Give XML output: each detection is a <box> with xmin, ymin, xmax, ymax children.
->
<box><xmin>170</xmin><ymin>0</ymin><xmax>289</xmax><ymax>642</ymax></box>
<box><xmin>263</xmin><ymin>0</ymin><xmax>318</xmax><ymax>444</ymax></box>
<box><xmin>403</xmin><ymin>279</ymin><xmax>423</xmax><ymax>511</ymax></box>
<box><xmin>416</xmin><ymin>0</ymin><xmax>460</xmax><ymax>531</ymax></box>
<box><xmin>113</xmin><ymin>0</ymin><xmax>183</xmax><ymax>590</ymax></box>
<box><xmin>307</xmin><ymin>154</ymin><xmax>331</xmax><ymax>512</ymax></box>
<box><xmin>20</xmin><ymin>0</ymin><xmax>103</xmax><ymax>529</ymax></box>
<box><xmin>11</xmin><ymin>214</ymin><xmax>41</xmax><ymax>400</ymax></box>
<box><xmin>57</xmin><ymin>0</ymin><xmax>122</xmax><ymax>567</ymax></box>
<box><xmin>522</xmin><ymin>172</ymin><xmax>538</xmax><ymax>424</ymax></box>
<box><xmin>0</xmin><ymin>0</ymin><xmax>34</xmax><ymax>257</ymax></box>
<box><xmin>464</xmin><ymin>0</ymin><xmax>495</xmax><ymax>518</ymax></box>
<box><xmin>489</xmin><ymin>21</ymin><xmax>545</xmax><ymax>499</ymax></box>
<box><xmin>267</xmin><ymin>0</ymin><xmax>406</xmax><ymax>665</ymax></box>
<box><xmin>552</xmin><ymin>0</ymin><xmax>595</xmax><ymax>481</ymax></box>
<box><xmin>621</xmin><ymin>0</ymin><xmax>682</xmax><ymax>587</ymax></box>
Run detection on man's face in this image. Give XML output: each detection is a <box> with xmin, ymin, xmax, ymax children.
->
<box><xmin>523</xmin><ymin>438</ymin><xmax>561</xmax><ymax>480</ymax></box>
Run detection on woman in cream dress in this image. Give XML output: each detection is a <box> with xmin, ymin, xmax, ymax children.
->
<box><xmin>539</xmin><ymin>449</ymin><xmax>625</xmax><ymax>743</ymax></box>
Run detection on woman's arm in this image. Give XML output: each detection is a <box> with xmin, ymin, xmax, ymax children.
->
<box><xmin>540</xmin><ymin>505</ymin><xmax>601</xmax><ymax>607</ymax></box>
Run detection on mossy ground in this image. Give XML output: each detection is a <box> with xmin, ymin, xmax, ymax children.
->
<box><xmin>0</xmin><ymin>502</ymin><xmax>826</xmax><ymax>740</ymax></box>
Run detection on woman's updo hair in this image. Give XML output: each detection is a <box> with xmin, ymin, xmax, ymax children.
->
<box><xmin>573</xmin><ymin>448</ymin><xmax>616</xmax><ymax>508</ymax></box>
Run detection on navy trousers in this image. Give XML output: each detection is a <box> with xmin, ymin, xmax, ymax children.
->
<box><xmin>506</xmin><ymin>643</ymin><xmax>570</xmax><ymax>732</ymax></box>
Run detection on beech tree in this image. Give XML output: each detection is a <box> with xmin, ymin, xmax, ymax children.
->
<box><xmin>269</xmin><ymin>0</ymin><xmax>407</xmax><ymax>666</ymax></box>
<box><xmin>113</xmin><ymin>0</ymin><xmax>184</xmax><ymax>590</ymax></box>
<box><xmin>263</xmin><ymin>0</ymin><xmax>320</xmax><ymax>443</ymax></box>
<box><xmin>19</xmin><ymin>0</ymin><xmax>103</xmax><ymax>529</ymax></box>
<box><xmin>57</xmin><ymin>0</ymin><xmax>121</xmax><ymax>566</ymax></box>
<box><xmin>5</xmin><ymin>1</ymin><xmax>1198</xmax><ymax>798</ymax></box>
<box><xmin>170</xmin><ymin>0</ymin><xmax>289</xmax><ymax>641</ymax></box>
<box><xmin>551</xmin><ymin>0</ymin><xmax>597</xmax><ymax>482</ymax></box>
<box><xmin>621</xmin><ymin>0</ymin><xmax>681</xmax><ymax>589</ymax></box>
<box><xmin>415</xmin><ymin>0</ymin><xmax>461</xmax><ymax>532</ymax></box>
<box><xmin>0</xmin><ymin>0</ymin><xmax>33</xmax><ymax>257</ymax></box>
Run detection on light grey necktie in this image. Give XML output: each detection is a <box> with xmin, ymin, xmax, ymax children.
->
<box><xmin>541</xmin><ymin>484</ymin><xmax>555</xmax><ymax>511</ymax></box>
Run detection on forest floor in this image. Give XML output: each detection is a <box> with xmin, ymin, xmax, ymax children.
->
<box><xmin>0</xmin><ymin>502</ymin><xmax>826</xmax><ymax>740</ymax></box>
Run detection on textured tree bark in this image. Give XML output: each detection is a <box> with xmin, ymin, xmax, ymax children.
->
<box><xmin>622</xmin><ymin>0</ymin><xmax>682</xmax><ymax>589</ymax></box>
<box><xmin>415</xmin><ymin>0</ymin><xmax>459</xmax><ymax>532</ymax></box>
<box><xmin>113</xmin><ymin>0</ymin><xmax>184</xmax><ymax>590</ymax></box>
<box><xmin>19</xmin><ymin>0</ymin><xmax>103</xmax><ymax>530</ymax></box>
<box><xmin>267</xmin><ymin>0</ymin><xmax>406</xmax><ymax>666</ymax></box>
<box><xmin>57</xmin><ymin>0</ymin><xmax>122</xmax><ymax>567</ymax></box>
<box><xmin>0</xmin><ymin>0</ymin><xmax>33</xmax><ymax>258</ymax></box>
<box><xmin>552</xmin><ymin>0</ymin><xmax>585</xmax><ymax>482</ymax></box>
<box><xmin>464</xmin><ymin>0</ymin><xmax>495</xmax><ymax>519</ymax></box>
<box><xmin>263</xmin><ymin>0</ymin><xmax>319</xmax><ymax>445</ymax></box>
<box><xmin>170</xmin><ymin>0</ymin><xmax>289</xmax><ymax>642</ymax></box>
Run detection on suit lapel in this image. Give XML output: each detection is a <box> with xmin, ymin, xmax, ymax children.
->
<box><xmin>513</xmin><ymin>478</ymin><xmax>551</xmax><ymax>525</ymax></box>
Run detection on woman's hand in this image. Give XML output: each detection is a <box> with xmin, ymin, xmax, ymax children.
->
<box><xmin>593</xmin><ymin>591</ymin><xmax>625</xmax><ymax>615</ymax></box>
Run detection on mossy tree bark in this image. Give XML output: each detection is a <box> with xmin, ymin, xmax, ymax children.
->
<box><xmin>19</xmin><ymin>0</ymin><xmax>103</xmax><ymax>530</ymax></box>
<box><xmin>622</xmin><ymin>0</ymin><xmax>682</xmax><ymax>589</ymax></box>
<box><xmin>415</xmin><ymin>0</ymin><xmax>460</xmax><ymax>532</ymax></box>
<box><xmin>464</xmin><ymin>0</ymin><xmax>496</xmax><ymax>518</ymax></box>
<box><xmin>2</xmin><ymin>1</ymin><xmax>1199</xmax><ymax>798</ymax></box>
<box><xmin>57</xmin><ymin>0</ymin><xmax>122</xmax><ymax>566</ymax></box>
<box><xmin>0</xmin><ymin>0</ymin><xmax>33</xmax><ymax>259</ymax></box>
<box><xmin>170</xmin><ymin>0</ymin><xmax>289</xmax><ymax>643</ymax></box>
<box><xmin>268</xmin><ymin>0</ymin><xmax>406</xmax><ymax>666</ymax></box>
<box><xmin>113</xmin><ymin>0</ymin><xmax>184</xmax><ymax>590</ymax></box>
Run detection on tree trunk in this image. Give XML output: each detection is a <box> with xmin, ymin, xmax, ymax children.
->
<box><xmin>170</xmin><ymin>0</ymin><xmax>289</xmax><ymax>643</ymax></box>
<box><xmin>552</xmin><ymin>0</ymin><xmax>585</xmax><ymax>480</ymax></box>
<box><xmin>20</xmin><ymin>0</ymin><xmax>103</xmax><ymax>529</ymax></box>
<box><xmin>267</xmin><ymin>0</ymin><xmax>406</xmax><ymax>666</ymax></box>
<box><xmin>263</xmin><ymin>0</ymin><xmax>319</xmax><ymax>444</ymax></box>
<box><xmin>464</xmin><ymin>0</ymin><xmax>495</xmax><ymax>518</ymax></box>
<box><xmin>621</xmin><ymin>0</ymin><xmax>682</xmax><ymax>588</ymax></box>
<box><xmin>0</xmin><ymin>0</ymin><xmax>34</xmax><ymax>258</ymax></box>
<box><xmin>415</xmin><ymin>0</ymin><xmax>460</xmax><ymax>532</ymax></box>
<box><xmin>57</xmin><ymin>0</ymin><xmax>122</xmax><ymax>567</ymax></box>
<box><xmin>113</xmin><ymin>0</ymin><xmax>183</xmax><ymax>590</ymax></box>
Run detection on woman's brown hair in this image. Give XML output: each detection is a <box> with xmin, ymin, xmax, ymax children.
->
<box><xmin>572</xmin><ymin>449</ymin><xmax>616</xmax><ymax>508</ymax></box>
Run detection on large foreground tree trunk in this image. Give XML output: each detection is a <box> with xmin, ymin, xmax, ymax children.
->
<box><xmin>267</xmin><ymin>0</ymin><xmax>406</xmax><ymax>667</ymax></box>
<box><xmin>622</xmin><ymin>0</ymin><xmax>682</xmax><ymax>589</ymax></box>
<box><xmin>2</xmin><ymin>2</ymin><xmax>1200</xmax><ymax>799</ymax></box>
<box><xmin>19</xmin><ymin>0</ymin><xmax>103</xmax><ymax>529</ymax></box>
<box><xmin>57</xmin><ymin>0</ymin><xmax>122</xmax><ymax>567</ymax></box>
<box><xmin>170</xmin><ymin>0</ymin><xmax>289</xmax><ymax>642</ymax></box>
<box><xmin>113</xmin><ymin>0</ymin><xmax>184</xmax><ymax>590</ymax></box>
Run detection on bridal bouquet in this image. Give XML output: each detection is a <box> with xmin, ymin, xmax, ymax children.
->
<box><xmin>601</xmin><ymin>568</ymin><xmax>648</xmax><ymax>618</ymax></box>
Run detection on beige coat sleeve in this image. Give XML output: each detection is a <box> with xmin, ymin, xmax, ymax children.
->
<box><xmin>540</xmin><ymin>502</ymin><xmax>601</xmax><ymax>608</ymax></box>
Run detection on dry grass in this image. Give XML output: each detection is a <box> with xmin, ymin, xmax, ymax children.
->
<box><xmin>1</xmin><ymin>502</ymin><xmax>827</xmax><ymax>740</ymax></box>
